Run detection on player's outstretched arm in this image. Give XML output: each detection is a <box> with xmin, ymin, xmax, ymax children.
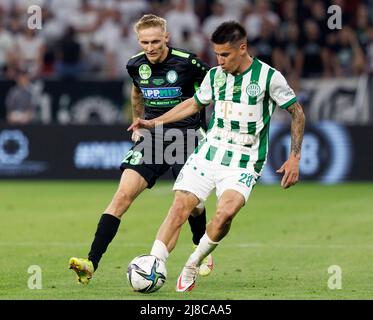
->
<box><xmin>130</xmin><ymin>85</ymin><xmax>145</xmax><ymax>142</ymax></box>
<box><xmin>128</xmin><ymin>97</ymin><xmax>200</xmax><ymax>132</ymax></box>
<box><xmin>276</xmin><ymin>102</ymin><xmax>306</xmax><ymax>189</ymax></box>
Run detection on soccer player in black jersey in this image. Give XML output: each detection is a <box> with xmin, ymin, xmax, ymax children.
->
<box><xmin>69</xmin><ymin>14</ymin><xmax>213</xmax><ymax>284</ymax></box>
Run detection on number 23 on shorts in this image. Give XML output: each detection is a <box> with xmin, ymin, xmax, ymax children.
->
<box><xmin>122</xmin><ymin>150</ymin><xmax>143</xmax><ymax>165</ymax></box>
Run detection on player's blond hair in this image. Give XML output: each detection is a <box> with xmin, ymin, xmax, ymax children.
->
<box><xmin>134</xmin><ymin>14</ymin><xmax>167</xmax><ymax>34</ymax></box>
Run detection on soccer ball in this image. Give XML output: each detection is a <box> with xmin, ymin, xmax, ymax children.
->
<box><xmin>127</xmin><ymin>255</ymin><xmax>167</xmax><ymax>293</ymax></box>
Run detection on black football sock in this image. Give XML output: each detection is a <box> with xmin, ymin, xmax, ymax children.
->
<box><xmin>88</xmin><ymin>213</ymin><xmax>120</xmax><ymax>271</ymax></box>
<box><xmin>188</xmin><ymin>208</ymin><xmax>207</xmax><ymax>246</ymax></box>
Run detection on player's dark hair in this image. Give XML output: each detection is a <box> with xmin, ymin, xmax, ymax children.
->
<box><xmin>211</xmin><ymin>21</ymin><xmax>248</xmax><ymax>46</ymax></box>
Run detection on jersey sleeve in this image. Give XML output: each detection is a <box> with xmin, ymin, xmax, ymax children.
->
<box><xmin>193</xmin><ymin>69</ymin><xmax>213</xmax><ymax>107</ymax></box>
<box><xmin>189</xmin><ymin>54</ymin><xmax>210</xmax><ymax>89</ymax></box>
<box><xmin>269</xmin><ymin>70</ymin><xmax>297</xmax><ymax>109</ymax></box>
<box><xmin>126</xmin><ymin>62</ymin><xmax>139</xmax><ymax>88</ymax></box>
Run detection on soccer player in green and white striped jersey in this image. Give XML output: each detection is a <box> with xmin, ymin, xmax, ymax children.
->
<box><xmin>129</xmin><ymin>21</ymin><xmax>306</xmax><ymax>292</ymax></box>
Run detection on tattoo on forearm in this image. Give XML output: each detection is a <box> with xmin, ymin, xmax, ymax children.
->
<box><xmin>132</xmin><ymin>89</ymin><xmax>144</xmax><ymax>119</ymax></box>
<box><xmin>287</xmin><ymin>102</ymin><xmax>305</xmax><ymax>157</ymax></box>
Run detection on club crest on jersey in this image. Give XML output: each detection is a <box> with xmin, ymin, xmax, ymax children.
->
<box><xmin>139</xmin><ymin>64</ymin><xmax>151</xmax><ymax>80</ymax></box>
<box><xmin>246</xmin><ymin>82</ymin><xmax>261</xmax><ymax>97</ymax></box>
<box><xmin>214</xmin><ymin>72</ymin><xmax>226</xmax><ymax>88</ymax></box>
<box><xmin>166</xmin><ymin>70</ymin><xmax>178</xmax><ymax>83</ymax></box>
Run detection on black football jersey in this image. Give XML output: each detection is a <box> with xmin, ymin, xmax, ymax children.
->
<box><xmin>126</xmin><ymin>47</ymin><xmax>210</xmax><ymax>131</ymax></box>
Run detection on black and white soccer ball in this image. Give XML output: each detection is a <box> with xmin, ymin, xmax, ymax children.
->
<box><xmin>127</xmin><ymin>255</ymin><xmax>167</xmax><ymax>293</ymax></box>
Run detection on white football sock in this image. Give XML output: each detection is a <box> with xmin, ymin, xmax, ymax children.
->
<box><xmin>150</xmin><ymin>239</ymin><xmax>169</xmax><ymax>262</ymax></box>
<box><xmin>187</xmin><ymin>233</ymin><xmax>219</xmax><ymax>266</ymax></box>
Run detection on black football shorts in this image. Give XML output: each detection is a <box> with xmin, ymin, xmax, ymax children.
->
<box><xmin>120</xmin><ymin>128</ymin><xmax>205</xmax><ymax>188</ymax></box>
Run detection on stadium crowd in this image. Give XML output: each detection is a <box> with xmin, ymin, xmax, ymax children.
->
<box><xmin>0</xmin><ymin>0</ymin><xmax>371</xmax><ymax>82</ymax></box>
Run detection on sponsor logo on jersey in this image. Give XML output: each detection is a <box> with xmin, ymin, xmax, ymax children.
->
<box><xmin>141</xmin><ymin>87</ymin><xmax>182</xmax><ymax>99</ymax></box>
<box><xmin>233</xmin><ymin>86</ymin><xmax>241</xmax><ymax>94</ymax></box>
<box><xmin>152</xmin><ymin>78</ymin><xmax>165</xmax><ymax>85</ymax></box>
<box><xmin>166</xmin><ymin>70</ymin><xmax>178</xmax><ymax>83</ymax></box>
<box><xmin>139</xmin><ymin>64</ymin><xmax>151</xmax><ymax>80</ymax></box>
<box><xmin>281</xmin><ymin>84</ymin><xmax>295</xmax><ymax>98</ymax></box>
<box><xmin>246</xmin><ymin>82</ymin><xmax>261</xmax><ymax>97</ymax></box>
<box><xmin>214</xmin><ymin>72</ymin><xmax>226</xmax><ymax>87</ymax></box>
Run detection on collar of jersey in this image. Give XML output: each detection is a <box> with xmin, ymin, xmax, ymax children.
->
<box><xmin>231</xmin><ymin>57</ymin><xmax>258</xmax><ymax>78</ymax></box>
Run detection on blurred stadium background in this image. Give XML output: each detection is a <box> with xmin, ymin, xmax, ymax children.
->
<box><xmin>0</xmin><ymin>0</ymin><xmax>373</xmax><ymax>300</ymax></box>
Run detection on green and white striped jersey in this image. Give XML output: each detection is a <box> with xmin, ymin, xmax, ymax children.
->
<box><xmin>193</xmin><ymin>57</ymin><xmax>297</xmax><ymax>174</ymax></box>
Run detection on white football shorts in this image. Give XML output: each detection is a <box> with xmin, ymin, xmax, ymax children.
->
<box><xmin>173</xmin><ymin>154</ymin><xmax>259</xmax><ymax>205</ymax></box>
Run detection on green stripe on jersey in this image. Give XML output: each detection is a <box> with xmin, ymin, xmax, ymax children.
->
<box><xmin>247</xmin><ymin>122</ymin><xmax>256</xmax><ymax>135</ymax></box>
<box><xmin>239</xmin><ymin>154</ymin><xmax>250</xmax><ymax>168</ymax></box>
<box><xmin>255</xmin><ymin>68</ymin><xmax>275</xmax><ymax>174</ymax></box>
<box><xmin>194</xmin><ymin>137</ymin><xmax>206</xmax><ymax>154</ymax></box>
<box><xmin>232</xmin><ymin>76</ymin><xmax>243</xmax><ymax>103</ymax></box>
<box><xmin>131</xmin><ymin>51</ymin><xmax>145</xmax><ymax>58</ymax></box>
<box><xmin>248</xmin><ymin>60</ymin><xmax>262</xmax><ymax>105</ymax></box>
<box><xmin>209</xmin><ymin>68</ymin><xmax>218</xmax><ymax>101</ymax></box>
<box><xmin>231</xmin><ymin>120</ymin><xmax>239</xmax><ymax>131</ymax></box>
<box><xmin>208</xmin><ymin>110</ymin><xmax>216</xmax><ymax>130</ymax></box>
<box><xmin>171</xmin><ymin>49</ymin><xmax>190</xmax><ymax>58</ymax></box>
<box><xmin>194</xmin><ymin>82</ymin><xmax>200</xmax><ymax>92</ymax></box>
<box><xmin>221</xmin><ymin>150</ymin><xmax>233</xmax><ymax>166</ymax></box>
<box><xmin>217</xmin><ymin>118</ymin><xmax>224</xmax><ymax>128</ymax></box>
<box><xmin>205</xmin><ymin>146</ymin><xmax>218</xmax><ymax>161</ymax></box>
<box><xmin>218</xmin><ymin>75</ymin><xmax>227</xmax><ymax>100</ymax></box>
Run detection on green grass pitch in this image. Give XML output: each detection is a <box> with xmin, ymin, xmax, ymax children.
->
<box><xmin>0</xmin><ymin>180</ymin><xmax>372</xmax><ymax>300</ymax></box>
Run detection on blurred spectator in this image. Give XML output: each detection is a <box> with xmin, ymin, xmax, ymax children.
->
<box><xmin>179</xmin><ymin>29</ymin><xmax>205</xmax><ymax>58</ymax></box>
<box><xmin>276</xmin><ymin>21</ymin><xmax>302</xmax><ymax>77</ymax></box>
<box><xmin>0</xmin><ymin>0</ymin><xmax>369</xmax><ymax>80</ymax></box>
<box><xmin>67</xmin><ymin>0</ymin><xmax>101</xmax><ymax>53</ymax></box>
<box><xmin>165</xmin><ymin>0</ymin><xmax>200</xmax><ymax>48</ymax></box>
<box><xmin>14</xmin><ymin>28</ymin><xmax>45</xmax><ymax>77</ymax></box>
<box><xmin>250</xmin><ymin>20</ymin><xmax>281</xmax><ymax>68</ymax></box>
<box><xmin>296</xmin><ymin>19</ymin><xmax>331</xmax><ymax>78</ymax></box>
<box><xmin>331</xmin><ymin>26</ymin><xmax>366</xmax><ymax>77</ymax></box>
<box><xmin>201</xmin><ymin>0</ymin><xmax>234</xmax><ymax>39</ymax></box>
<box><xmin>355</xmin><ymin>3</ymin><xmax>370</xmax><ymax>48</ymax></box>
<box><xmin>55</xmin><ymin>27</ymin><xmax>83</xmax><ymax>79</ymax></box>
<box><xmin>0</xmin><ymin>17</ymin><xmax>14</xmax><ymax>76</ymax></box>
<box><xmin>49</xmin><ymin>0</ymin><xmax>81</xmax><ymax>25</ymax></box>
<box><xmin>368</xmin><ymin>25</ymin><xmax>373</xmax><ymax>74</ymax></box>
<box><xmin>218</xmin><ymin>0</ymin><xmax>250</xmax><ymax>22</ymax></box>
<box><xmin>99</xmin><ymin>9</ymin><xmax>139</xmax><ymax>78</ymax></box>
<box><xmin>118</xmin><ymin>0</ymin><xmax>149</xmax><ymax>25</ymax></box>
<box><xmin>243</xmin><ymin>0</ymin><xmax>280</xmax><ymax>41</ymax></box>
<box><xmin>5</xmin><ymin>69</ymin><xmax>37</xmax><ymax>124</ymax></box>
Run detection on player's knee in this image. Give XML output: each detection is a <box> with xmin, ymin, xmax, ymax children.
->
<box><xmin>113</xmin><ymin>190</ymin><xmax>135</xmax><ymax>215</ymax></box>
<box><xmin>169</xmin><ymin>197</ymin><xmax>190</xmax><ymax>226</ymax></box>
<box><xmin>214</xmin><ymin>207</ymin><xmax>235</xmax><ymax>228</ymax></box>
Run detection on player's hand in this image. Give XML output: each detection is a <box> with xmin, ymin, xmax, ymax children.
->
<box><xmin>276</xmin><ymin>154</ymin><xmax>300</xmax><ymax>189</ymax></box>
<box><xmin>127</xmin><ymin>118</ymin><xmax>155</xmax><ymax>132</ymax></box>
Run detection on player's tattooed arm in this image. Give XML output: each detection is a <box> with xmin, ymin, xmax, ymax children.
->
<box><xmin>276</xmin><ymin>102</ymin><xmax>305</xmax><ymax>189</ymax></box>
<box><xmin>131</xmin><ymin>85</ymin><xmax>145</xmax><ymax>119</ymax></box>
<box><xmin>287</xmin><ymin>102</ymin><xmax>305</xmax><ymax>159</ymax></box>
